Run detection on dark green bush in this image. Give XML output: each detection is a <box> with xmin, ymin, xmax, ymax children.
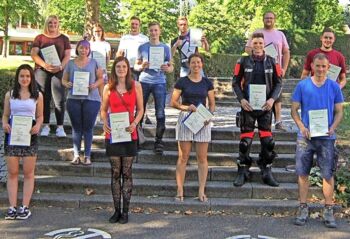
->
<box><xmin>0</xmin><ymin>70</ymin><xmax>15</xmax><ymax>115</ymax></box>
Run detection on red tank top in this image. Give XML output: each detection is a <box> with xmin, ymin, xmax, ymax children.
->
<box><xmin>106</xmin><ymin>81</ymin><xmax>137</xmax><ymax>140</ymax></box>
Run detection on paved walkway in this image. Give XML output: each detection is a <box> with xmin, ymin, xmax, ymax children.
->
<box><xmin>0</xmin><ymin>206</ymin><xmax>349</xmax><ymax>239</ymax></box>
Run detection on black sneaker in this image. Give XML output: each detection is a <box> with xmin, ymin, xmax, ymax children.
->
<box><xmin>16</xmin><ymin>205</ymin><xmax>31</xmax><ymax>220</ymax></box>
<box><xmin>323</xmin><ymin>205</ymin><xmax>337</xmax><ymax>228</ymax></box>
<box><xmin>5</xmin><ymin>207</ymin><xmax>17</xmax><ymax>220</ymax></box>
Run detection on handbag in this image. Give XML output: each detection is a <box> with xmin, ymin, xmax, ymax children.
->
<box><xmin>115</xmin><ymin>90</ymin><xmax>145</xmax><ymax>145</ymax></box>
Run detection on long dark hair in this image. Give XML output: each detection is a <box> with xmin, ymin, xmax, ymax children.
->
<box><xmin>12</xmin><ymin>64</ymin><xmax>39</xmax><ymax>100</ymax></box>
<box><xmin>109</xmin><ymin>56</ymin><xmax>133</xmax><ymax>92</ymax></box>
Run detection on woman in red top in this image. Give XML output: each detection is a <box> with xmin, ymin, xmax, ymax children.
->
<box><xmin>101</xmin><ymin>56</ymin><xmax>143</xmax><ymax>224</ymax></box>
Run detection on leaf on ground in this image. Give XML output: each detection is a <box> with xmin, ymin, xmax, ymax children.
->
<box><xmin>184</xmin><ymin>210</ymin><xmax>192</xmax><ymax>215</ymax></box>
<box><xmin>174</xmin><ymin>210</ymin><xmax>181</xmax><ymax>214</ymax></box>
<box><xmin>85</xmin><ymin>188</ymin><xmax>95</xmax><ymax>196</ymax></box>
<box><xmin>310</xmin><ymin>212</ymin><xmax>320</xmax><ymax>219</ymax></box>
<box><xmin>131</xmin><ymin>207</ymin><xmax>144</xmax><ymax>213</ymax></box>
<box><xmin>337</xmin><ymin>184</ymin><xmax>347</xmax><ymax>193</ymax></box>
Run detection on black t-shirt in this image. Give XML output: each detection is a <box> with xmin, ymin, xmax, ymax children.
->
<box><xmin>171</xmin><ymin>32</ymin><xmax>197</xmax><ymax>68</ymax></box>
<box><xmin>174</xmin><ymin>76</ymin><xmax>214</xmax><ymax>106</ymax></box>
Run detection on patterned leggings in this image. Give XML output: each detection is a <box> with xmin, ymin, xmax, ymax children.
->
<box><xmin>109</xmin><ymin>156</ymin><xmax>134</xmax><ymax>212</ymax></box>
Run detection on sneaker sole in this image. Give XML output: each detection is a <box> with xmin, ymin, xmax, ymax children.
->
<box><xmin>4</xmin><ymin>216</ymin><xmax>16</xmax><ymax>220</ymax></box>
<box><xmin>16</xmin><ymin>211</ymin><xmax>31</xmax><ymax>220</ymax></box>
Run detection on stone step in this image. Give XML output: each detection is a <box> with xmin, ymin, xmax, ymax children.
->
<box><xmin>217</xmin><ymin>101</ymin><xmax>292</xmax><ymax>108</ymax></box>
<box><xmin>12</xmin><ymin>176</ymin><xmax>321</xmax><ymax>200</ymax></box>
<box><xmin>34</xmin><ymin>161</ymin><xmax>297</xmax><ymax>183</ymax></box>
<box><xmin>39</xmin><ymin>148</ymin><xmax>296</xmax><ymax>168</ymax></box>
<box><xmin>210</xmin><ymin>77</ymin><xmax>301</xmax><ymax>85</ymax></box>
<box><xmin>0</xmin><ymin>191</ymin><xmax>333</xmax><ymax>215</ymax></box>
<box><xmin>38</xmin><ymin>136</ymin><xmax>296</xmax><ymax>153</ymax></box>
<box><xmin>46</xmin><ymin>126</ymin><xmax>297</xmax><ymax>141</ymax></box>
<box><xmin>215</xmin><ymin>95</ymin><xmax>292</xmax><ymax>105</ymax></box>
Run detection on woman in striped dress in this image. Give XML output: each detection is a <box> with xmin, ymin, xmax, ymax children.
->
<box><xmin>170</xmin><ymin>53</ymin><xmax>215</xmax><ymax>202</ymax></box>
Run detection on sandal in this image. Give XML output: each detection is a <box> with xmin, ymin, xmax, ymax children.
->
<box><xmin>174</xmin><ymin>195</ymin><xmax>184</xmax><ymax>202</ymax></box>
<box><xmin>82</xmin><ymin>156</ymin><xmax>92</xmax><ymax>166</ymax></box>
<box><xmin>71</xmin><ymin>157</ymin><xmax>80</xmax><ymax>165</ymax></box>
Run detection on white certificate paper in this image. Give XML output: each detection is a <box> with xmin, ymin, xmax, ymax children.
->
<box><xmin>264</xmin><ymin>43</ymin><xmax>278</xmax><ymax>59</ymax></box>
<box><xmin>309</xmin><ymin>109</ymin><xmax>328</xmax><ymax>137</ymax></box>
<box><xmin>327</xmin><ymin>64</ymin><xmax>341</xmax><ymax>81</ymax></box>
<box><xmin>41</xmin><ymin>45</ymin><xmax>61</xmax><ymax>66</ymax></box>
<box><xmin>9</xmin><ymin>115</ymin><xmax>33</xmax><ymax>146</ymax></box>
<box><xmin>249</xmin><ymin>84</ymin><xmax>266</xmax><ymax>110</ymax></box>
<box><xmin>149</xmin><ymin>47</ymin><xmax>164</xmax><ymax>70</ymax></box>
<box><xmin>73</xmin><ymin>71</ymin><xmax>90</xmax><ymax>96</ymax></box>
<box><xmin>190</xmin><ymin>28</ymin><xmax>202</xmax><ymax>47</ymax></box>
<box><xmin>92</xmin><ymin>51</ymin><xmax>106</xmax><ymax>69</ymax></box>
<box><xmin>183</xmin><ymin>104</ymin><xmax>213</xmax><ymax>134</ymax></box>
<box><xmin>109</xmin><ymin>112</ymin><xmax>131</xmax><ymax>143</ymax></box>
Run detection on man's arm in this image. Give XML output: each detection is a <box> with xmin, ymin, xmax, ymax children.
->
<box><xmin>338</xmin><ymin>73</ymin><xmax>347</xmax><ymax>89</ymax></box>
<box><xmin>282</xmin><ymin>47</ymin><xmax>290</xmax><ymax>77</ymax></box>
<box><xmin>291</xmin><ymin>101</ymin><xmax>310</xmax><ymax>139</ymax></box>
<box><xmin>329</xmin><ymin>102</ymin><xmax>343</xmax><ymax>135</ymax></box>
<box><xmin>300</xmin><ymin>69</ymin><xmax>310</xmax><ymax>79</ymax></box>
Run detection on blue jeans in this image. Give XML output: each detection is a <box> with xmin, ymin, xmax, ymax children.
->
<box><xmin>66</xmin><ymin>99</ymin><xmax>100</xmax><ymax>158</ymax></box>
<box><xmin>141</xmin><ymin>82</ymin><xmax>166</xmax><ymax>125</ymax></box>
<box><xmin>295</xmin><ymin>137</ymin><xmax>336</xmax><ymax>180</ymax></box>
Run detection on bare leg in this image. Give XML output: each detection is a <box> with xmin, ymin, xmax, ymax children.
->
<box><xmin>6</xmin><ymin>157</ymin><xmax>20</xmax><ymax>207</ymax></box>
<box><xmin>176</xmin><ymin>141</ymin><xmax>192</xmax><ymax>198</ymax></box>
<box><xmin>298</xmin><ymin>175</ymin><xmax>309</xmax><ymax>204</ymax></box>
<box><xmin>22</xmin><ymin>156</ymin><xmax>37</xmax><ymax>206</ymax></box>
<box><xmin>323</xmin><ymin>177</ymin><xmax>335</xmax><ymax>205</ymax></box>
<box><xmin>274</xmin><ymin>102</ymin><xmax>282</xmax><ymax>123</ymax></box>
<box><xmin>196</xmin><ymin>142</ymin><xmax>209</xmax><ymax>201</ymax></box>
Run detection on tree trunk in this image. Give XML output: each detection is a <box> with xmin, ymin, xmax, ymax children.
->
<box><xmin>85</xmin><ymin>0</ymin><xmax>100</xmax><ymax>39</ymax></box>
<box><xmin>1</xmin><ymin>1</ymin><xmax>10</xmax><ymax>58</ymax></box>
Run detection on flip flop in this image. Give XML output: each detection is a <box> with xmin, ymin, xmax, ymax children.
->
<box><xmin>71</xmin><ymin>157</ymin><xmax>80</xmax><ymax>165</ymax></box>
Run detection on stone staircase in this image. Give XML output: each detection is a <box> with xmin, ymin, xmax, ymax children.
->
<box><xmin>214</xmin><ymin>77</ymin><xmax>299</xmax><ymax>107</ymax></box>
<box><xmin>0</xmin><ymin>77</ymin><xmax>326</xmax><ymax>214</ymax></box>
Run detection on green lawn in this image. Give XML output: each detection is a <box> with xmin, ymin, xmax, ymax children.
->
<box><xmin>0</xmin><ymin>57</ymin><xmax>34</xmax><ymax>70</ymax></box>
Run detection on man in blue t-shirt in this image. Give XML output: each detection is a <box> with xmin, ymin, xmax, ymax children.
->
<box><xmin>134</xmin><ymin>21</ymin><xmax>173</xmax><ymax>154</ymax></box>
<box><xmin>291</xmin><ymin>53</ymin><xmax>344</xmax><ymax>228</ymax></box>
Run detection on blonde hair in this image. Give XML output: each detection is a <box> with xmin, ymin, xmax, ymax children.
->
<box><xmin>43</xmin><ymin>15</ymin><xmax>60</xmax><ymax>35</ymax></box>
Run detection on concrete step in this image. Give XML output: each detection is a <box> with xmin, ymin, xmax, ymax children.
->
<box><xmin>34</xmin><ymin>161</ymin><xmax>297</xmax><ymax>183</ymax></box>
<box><xmin>39</xmin><ymin>148</ymin><xmax>296</xmax><ymax>168</ymax></box>
<box><xmin>0</xmin><ymin>190</ymin><xmax>332</xmax><ymax>214</ymax></box>
<box><xmin>14</xmin><ymin>175</ymin><xmax>321</xmax><ymax>200</ymax></box>
<box><xmin>217</xmin><ymin>101</ymin><xmax>292</xmax><ymax>108</ymax></box>
<box><xmin>38</xmin><ymin>136</ymin><xmax>296</xmax><ymax>154</ymax></box>
<box><xmin>46</xmin><ymin>126</ymin><xmax>297</xmax><ymax>141</ymax></box>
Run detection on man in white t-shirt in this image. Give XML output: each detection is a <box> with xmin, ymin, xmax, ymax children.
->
<box><xmin>245</xmin><ymin>11</ymin><xmax>290</xmax><ymax>131</ymax></box>
<box><xmin>117</xmin><ymin>16</ymin><xmax>149</xmax><ymax>81</ymax></box>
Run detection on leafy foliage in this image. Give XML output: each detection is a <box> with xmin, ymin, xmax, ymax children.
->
<box><xmin>119</xmin><ymin>0</ymin><xmax>178</xmax><ymax>42</ymax></box>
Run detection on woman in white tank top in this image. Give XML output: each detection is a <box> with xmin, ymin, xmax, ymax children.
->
<box><xmin>2</xmin><ymin>64</ymin><xmax>43</xmax><ymax>220</ymax></box>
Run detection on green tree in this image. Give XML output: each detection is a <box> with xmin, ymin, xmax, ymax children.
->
<box><xmin>119</xmin><ymin>0</ymin><xmax>178</xmax><ymax>42</ymax></box>
<box><xmin>0</xmin><ymin>0</ymin><xmax>40</xmax><ymax>57</ymax></box>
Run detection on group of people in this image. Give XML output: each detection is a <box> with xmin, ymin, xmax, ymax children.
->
<box><xmin>2</xmin><ymin>11</ymin><xmax>346</xmax><ymax>229</ymax></box>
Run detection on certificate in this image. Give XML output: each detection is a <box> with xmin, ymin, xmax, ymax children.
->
<box><xmin>249</xmin><ymin>84</ymin><xmax>266</xmax><ymax>110</ymax></box>
<box><xmin>92</xmin><ymin>51</ymin><xmax>106</xmax><ymax>69</ymax></box>
<box><xmin>149</xmin><ymin>47</ymin><xmax>164</xmax><ymax>70</ymax></box>
<box><xmin>264</xmin><ymin>43</ymin><xmax>278</xmax><ymax>59</ymax></box>
<box><xmin>109</xmin><ymin>112</ymin><xmax>131</xmax><ymax>143</ymax></box>
<box><xmin>327</xmin><ymin>64</ymin><xmax>341</xmax><ymax>81</ymax></box>
<box><xmin>73</xmin><ymin>71</ymin><xmax>90</xmax><ymax>96</ymax></box>
<box><xmin>183</xmin><ymin>104</ymin><xmax>213</xmax><ymax>134</ymax></box>
<box><xmin>41</xmin><ymin>45</ymin><xmax>61</xmax><ymax>66</ymax></box>
<box><xmin>190</xmin><ymin>28</ymin><xmax>202</xmax><ymax>47</ymax></box>
<box><xmin>9</xmin><ymin>115</ymin><xmax>33</xmax><ymax>146</ymax></box>
<box><xmin>309</xmin><ymin>109</ymin><xmax>328</xmax><ymax>137</ymax></box>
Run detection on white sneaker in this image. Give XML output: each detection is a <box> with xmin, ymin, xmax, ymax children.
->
<box><xmin>56</xmin><ymin>127</ymin><xmax>66</xmax><ymax>137</ymax></box>
<box><xmin>40</xmin><ymin>125</ymin><xmax>50</xmax><ymax>136</ymax></box>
